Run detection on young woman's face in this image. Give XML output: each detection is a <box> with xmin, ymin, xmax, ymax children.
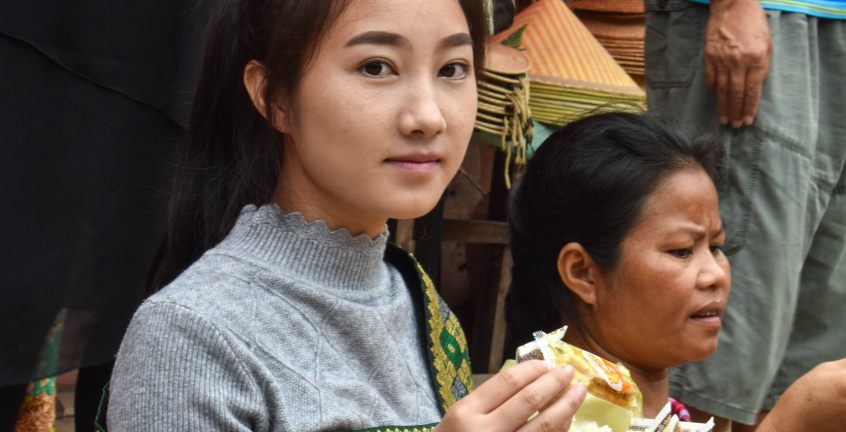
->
<box><xmin>275</xmin><ymin>0</ymin><xmax>477</xmax><ymax>236</ymax></box>
<box><xmin>587</xmin><ymin>167</ymin><xmax>730</xmax><ymax>370</ymax></box>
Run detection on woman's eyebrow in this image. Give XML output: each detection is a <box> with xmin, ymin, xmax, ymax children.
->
<box><xmin>344</xmin><ymin>31</ymin><xmax>472</xmax><ymax>50</ymax></box>
<box><xmin>439</xmin><ymin>33</ymin><xmax>473</xmax><ymax>49</ymax></box>
<box><xmin>345</xmin><ymin>31</ymin><xmax>408</xmax><ymax>48</ymax></box>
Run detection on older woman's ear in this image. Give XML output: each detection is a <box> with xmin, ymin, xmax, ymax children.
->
<box><xmin>556</xmin><ymin>243</ymin><xmax>598</xmax><ymax>307</ymax></box>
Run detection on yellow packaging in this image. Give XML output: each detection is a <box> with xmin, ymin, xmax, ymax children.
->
<box><xmin>516</xmin><ymin>327</ymin><xmax>643</xmax><ymax>419</ymax></box>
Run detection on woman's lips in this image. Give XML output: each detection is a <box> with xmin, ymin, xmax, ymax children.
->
<box><xmin>690</xmin><ymin>307</ymin><xmax>723</xmax><ymax>327</ymax></box>
<box><xmin>385</xmin><ymin>155</ymin><xmax>441</xmax><ymax>172</ymax></box>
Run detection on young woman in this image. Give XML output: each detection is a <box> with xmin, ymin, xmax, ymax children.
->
<box><xmin>506</xmin><ymin>111</ymin><xmax>846</xmax><ymax>431</ymax></box>
<box><xmin>106</xmin><ymin>0</ymin><xmax>586</xmax><ymax>430</ymax></box>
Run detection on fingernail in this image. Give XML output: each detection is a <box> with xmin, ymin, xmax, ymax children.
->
<box><xmin>719</xmin><ymin>116</ymin><xmax>728</xmax><ymax>125</ymax></box>
<box><xmin>731</xmin><ymin>120</ymin><xmax>743</xmax><ymax>129</ymax></box>
<box><xmin>559</xmin><ymin>364</ymin><xmax>574</xmax><ymax>375</ymax></box>
<box><xmin>536</xmin><ymin>359</ymin><xmax>554</xmax><ymax>370</ymax></box>
<box><xmin>744</xmin><ymin>116</ymin><xmax>754</xmax><ymax>125</ymax></box>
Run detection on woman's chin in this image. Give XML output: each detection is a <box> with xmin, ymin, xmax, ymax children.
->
<box><xmin>385</xmin><ymin>196</ymin><xmax>443</xmax><ymax>220</ymax></box>
<box><xmin>685</xmin><ymin>340</ymin><xmax>719</xmax><ymax>363</ymax></box>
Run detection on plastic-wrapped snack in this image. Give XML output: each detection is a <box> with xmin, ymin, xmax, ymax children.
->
<box><xmin>573</xmin><ymin>422</ymin><xmax>614</xmax><ymax>432</ymax></box>
<box><xmin>629</xmin><ymin>403</ymin><xmax>715</xmax><ymax>432</ymax></box>
<box><xmin>517</xmin><ymin>327</ymin><xmax>643</xmax><ymax>416</ymax></box>
<box><xmin>677</xmin><ymin>419</ymin><xmax>715</xmax><ymax>432</ymax></box>
<box><xmin>648</xmin><ymin>403</ymin><xmax>674</xmax><ymax>432</ymax></box>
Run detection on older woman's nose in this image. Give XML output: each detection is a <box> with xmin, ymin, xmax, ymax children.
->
<box><xmin>697</xmin><ymin>251</ymin><xmax>730</xmax><ymax>291</ymax></box>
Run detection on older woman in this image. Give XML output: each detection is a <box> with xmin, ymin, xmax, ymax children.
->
<box><xmin>506</xmin><ymin>111</ymin><xmax>846</xmax><ymax>431</ymax></box>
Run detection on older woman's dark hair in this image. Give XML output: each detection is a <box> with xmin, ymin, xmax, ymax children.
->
<box><xmin>506</xmin><ymin>111</ymin><xmax>723</xmax><ymax>347</ymax></box>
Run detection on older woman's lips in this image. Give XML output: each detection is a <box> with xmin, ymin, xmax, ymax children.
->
<box><xmin>690</xmin><ymin>307</ymin><xmax>723</xmax><ymax>328</ymax></box>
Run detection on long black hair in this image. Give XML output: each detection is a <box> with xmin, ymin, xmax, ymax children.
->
<box><xmin>505</xmin><ymin>111</ymin><xmax>724</xmax><ymax>347</ymax></box>
<box><xmin>149</xmin><ymin>0</ymin><xmax>489</xmax><ymax>291</ymax></box>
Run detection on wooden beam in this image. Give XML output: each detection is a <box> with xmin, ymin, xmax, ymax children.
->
<box><xmin>487</xmin><ymin>246</ymin><xmax>512</xmax><ymax>372</ymax></box>
<box><xmin>441</xmin><ymin>219</ymin><xmax>510</xmax><ymax>245</ymax></box>
<box><xmin>394</xmin><ymin>219</ymin><xmax>415</xmax><ymax>252</ymax></box>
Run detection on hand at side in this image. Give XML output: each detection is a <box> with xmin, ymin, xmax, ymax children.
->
<box><xmin>704</xmin><ymin>0</ymin><xmax>772</xmax><ymax>128</ymax></box>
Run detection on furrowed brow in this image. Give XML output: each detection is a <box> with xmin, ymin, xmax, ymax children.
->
<box><xmin>714</xmin><ymin>221</ymin><xmax>726</xmax><ymax>237</ymax></box>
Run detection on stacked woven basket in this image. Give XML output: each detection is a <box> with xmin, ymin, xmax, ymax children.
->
<box><xmin>490</xmin><ymin>0</ymin><xmax>644</xmax><ymax>125</ymax></box>
<box><xmin>473</xmin><ymin>0</ymin><xmax>646</xmax><ymax>186</ymax></box>
<box><xmin>475</xmin><ymin>43</ymin><xmax>533</xmax><ymax>183</ymax></box>
<box><xmin>569</xmin><ymin>0</ymin><xmax>646</xmax><ymax>87</ymax></box>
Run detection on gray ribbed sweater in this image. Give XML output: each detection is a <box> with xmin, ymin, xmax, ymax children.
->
<box><xmin>107</xmin><ymin>204</ymin><xmax>441</xmax><ymax>431</ymax></box>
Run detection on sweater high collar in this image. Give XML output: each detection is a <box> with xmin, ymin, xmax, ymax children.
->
<box><xmin>222</xmin><ymin>204</ymin><xmax>390</xmax><ymax>292</ymax></box>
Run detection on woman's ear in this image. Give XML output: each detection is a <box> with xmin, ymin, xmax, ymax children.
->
<box><xmin>243</xmin><ymin>60</ymin><xmax>289</xmax><ymax>133</ymax></box>
<box><xmin>557</xmin><ymin>243</ymin><xmax>597</xmax><ymax>307</ymax></box>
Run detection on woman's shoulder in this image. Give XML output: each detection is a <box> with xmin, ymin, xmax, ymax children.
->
<box><xmin>129</xmin><ymin>247</ymin><xmax>296</xmax><ymax>353</ymax></box>
<box><xmin>116</xmin><ymin>255</ymin><xmax>281</xmax><ymax>380</ymax></box>
<box><xmin>150</xmin><ymin>252</ymin><xmax>261</xmax><ymax>315</ymax></box>
<box><xmin>136</xmin><ymin>248</ymin><xmax>324</xmax><ymax>347</ymax></box>
<box><xmin>110</xmin><ymin>263</ymin><xmax>270</xmax><ymax>430</ymax></box>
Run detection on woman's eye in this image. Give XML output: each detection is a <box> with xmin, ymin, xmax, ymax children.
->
<box><xmin>670</xmin><ymin>249</ymin><xmax>693</xmax><ymax>259</ymax></box>
<box><xmin>439</xmin><ymin>62</ymin><xmax>469</xmax><ymax>80</ymax></box>
<box><xmin>710</xmin><ymin>244</ymin><xmax>724</xmax><ymax>255</ymax></box>
<box><xmin>360</xmin><ymin>61</ymin><xmax>395</xmax><ymax>78</ymax></box>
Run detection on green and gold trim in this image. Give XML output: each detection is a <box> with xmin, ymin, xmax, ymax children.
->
<box><xmin>351</xmin><ymin>245</ymin><xmax>475</xmax><ymax>432</ymax></box>
<box><xmin>383</xmin><ymin>244</ymin><xmax>474</xmax><ymax>414</ymax></box>
<box><xmin>355</xmin><ymin>423</ymin><xmax>438</xmax><ymax>432</ymax></box>
<box><xmin>417</xmin><ymin>262</ymin><xmax>474</xmax><ymax>412</ymax></box>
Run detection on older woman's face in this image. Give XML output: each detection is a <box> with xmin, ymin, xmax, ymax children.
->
<box><xmin>587</xmin><ymin>166</ymin><xmax>730</xmax><ymax>370</ymax></box>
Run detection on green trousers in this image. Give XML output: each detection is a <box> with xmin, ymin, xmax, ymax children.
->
<box><xmin>645</xmin><ymin>0</ymin><xmax>846</xmax><ymax>425</ymax></box>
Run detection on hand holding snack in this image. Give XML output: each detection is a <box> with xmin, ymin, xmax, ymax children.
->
<box><xmin>436</xmin><ymin>359</ymin><xmax>588</xmax><ymax>432</ymax></box>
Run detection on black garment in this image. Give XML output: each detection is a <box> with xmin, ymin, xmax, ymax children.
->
<box><xmin>75</xmin><ymin>362</ymin><xmax>114</xmax><ymax>432</ymax></box>
<box><xmin>0</xmin><ymin>384</ymin><xmax>27</xmax><ymax>432</ymax></box>
<box><xmin>493</xmin><ymin>0</ymin><xmax>517</xmax><ymax>33</ymax></box>
<box><xmin>0</xmin><ymin>1</ymin><xmax>212</xmax><ymax>387</ymax></box>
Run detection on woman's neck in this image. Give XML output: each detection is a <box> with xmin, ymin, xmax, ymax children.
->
<box><xmin>272</xmin><ymin>180</ymin><xmax>386</xmax><ymax>239</ymax></box>
<box><xmin>564</xmin><ymin>325</ymin><xmax>669</xmax><ymax>418</ymax></box>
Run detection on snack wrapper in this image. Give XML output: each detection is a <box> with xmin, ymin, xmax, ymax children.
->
<box><xmin>629</xmin><ymin>403</ymin><xmax>715</xmax><ymax>432</ymax></box>
<box><xmin>517</xmin><ymin>327</ymin><xmax>643</xmax><ymax>417</ymax></box>
<box><xmin>515</xmin><ymin>328</ymin><xmax>715</xmax><ymax>432</ymax></box>
<box><xmin>516</xmin><ymin>327</ymin><xmax>641</xmax><ymax>432</ymax></box>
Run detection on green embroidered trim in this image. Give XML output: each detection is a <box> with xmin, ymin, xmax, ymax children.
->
<box><xmin>94</xmin><ymin>382</ymin><xmax>109</xmax><ymax>432</ymax></box>
<box><xmin>27</xmin><ymin>377</ymin><xmax>56</xmax><ymax>397</ymax></box>
<box><xmin>411</xmin><ymin>258</ymin><xmax>474</xmax><ymax>413</ymax></box>
<box><xmin>354</xmin><ymin>422</ymin><xmax>438</xmax><ymax>432</ymax></box>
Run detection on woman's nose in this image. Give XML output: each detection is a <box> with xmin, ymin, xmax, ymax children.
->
<box><xmin>697</xmin><ymin>251</ymin><xmax>730</xmax><ymax>290</ymax></box>
<box><xmin>398</xmin><ymin>80</ymin><xmax>446</xmax><ymax>138</ymax></box>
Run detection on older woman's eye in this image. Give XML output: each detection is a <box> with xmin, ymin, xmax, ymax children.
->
<box><xmin>710</xmin><ymin>244</ymin><xmax>724</xmax><ymax>256</ymax></box>
<box><xmin>439</xmin><ymin>62</ymin><xmax>469</xmax><ymax>80</ymax></box>
<box><xmin>670</xmin><ymin>249</ymin><xmax>692</xmax><ymax>259</ymax></box>
<box><xmin>360</xmin><ymin>61</ymin><xmax>395</xmax><ymax>78</ymax></box>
